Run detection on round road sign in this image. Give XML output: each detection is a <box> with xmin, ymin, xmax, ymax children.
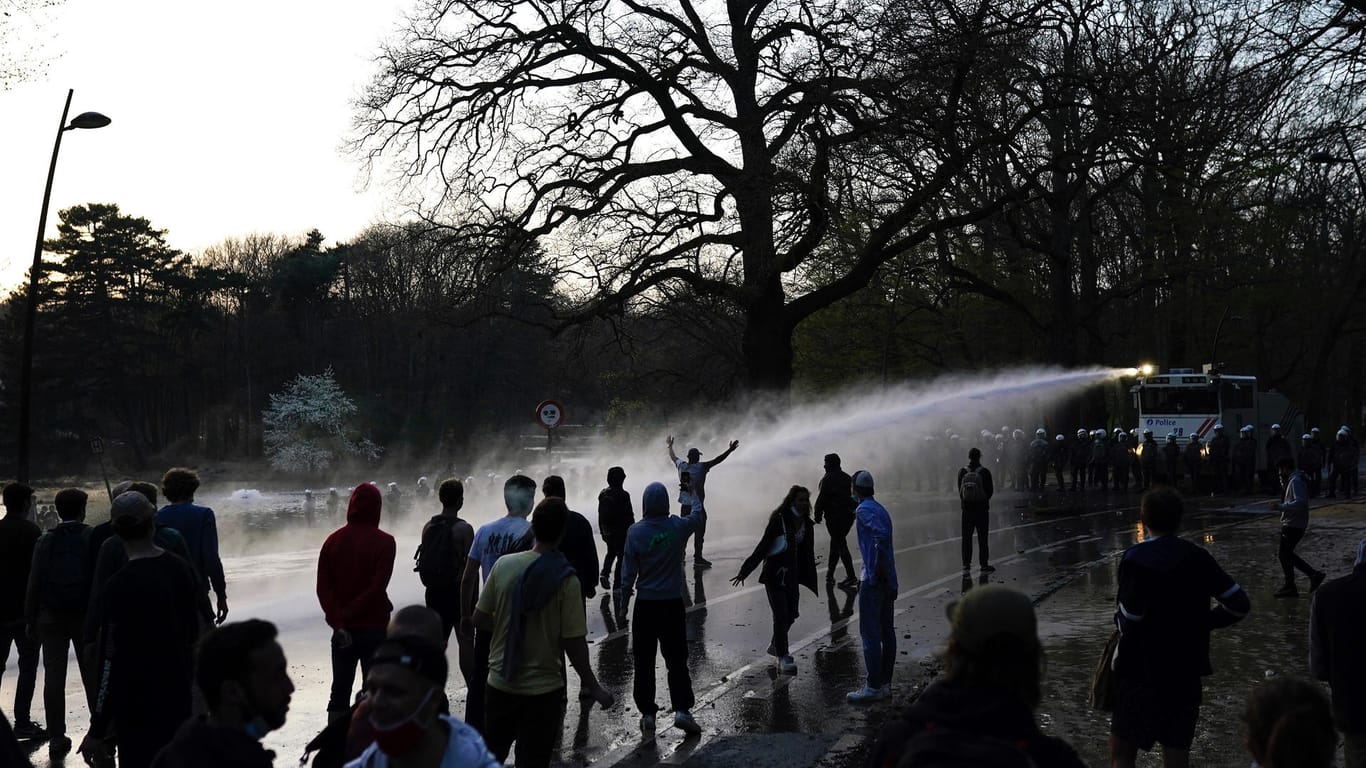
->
<box><xmin>535</xmin><ymin>400</ymin><xmax>565</xmax><ymax>429</ymax></box>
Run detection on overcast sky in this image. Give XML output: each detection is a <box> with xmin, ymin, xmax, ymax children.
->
<box><xmin>0</xmin><ymin>0</ymin><xmax>414</xmax><ymax>290</ymax></box>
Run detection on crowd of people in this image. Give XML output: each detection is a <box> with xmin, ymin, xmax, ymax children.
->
<box><xmin>0</xmin><ymin>429</ymin><xmax>1361</xmax><ymax>768</ymax></box>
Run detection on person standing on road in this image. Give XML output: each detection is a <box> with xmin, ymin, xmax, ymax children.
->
<box><xmin>596</xmin><ymin>467</ymin><xmax>633</xmax><ymax>592</ymax></box>
<box><xmin>317</xmin><ymin>483</ymin><xmax>397</xmax><ymax>720</ymax></box>
<box><xmin>1163</xmin><ymin>434</ymin><xmax>1182</xmax><ymax>487</ymax></box>
<box><xmin>1233</xmin><ymin>425</ymin><xmax>1258</xmax><ymax>494</ymax></box>
<box><xmin>541</xmin><ymin>476</ymin><xmax>599</xmax><ymax>600</ymax></box>
<box><xmin>0</xmin><ymin>481</ymin><xmax>43</xmax><ymax>740</ymax></box>
<box><xmin>1299</xmin><ymin>433</ymin><xmax>1325</xmax><ymax>498</ymax></box>
<box><xmin>731</xmin><ymin>485</ymin><xmax>817</xmax><ymax>676</ymax></box>
<box><xmin>1265</xmin><ymin>425</ymin><xmax>1292</xmax><ymax>486</ymax></box>
<box><xmin>459</xmin><ymin>475</ymin><xmax>535</xmax><ymax>734</ymax></box>
<box><xmin>416</xmin><ymin>478</ymin><xmax>475</xmax><ymax>684</ymax></box>
<box><xmin>1090</xmin><ymin>429</ymin><xmax>1111</xmax><ymax>491</ymax></box>
<box><xmin>1071</xmin><ymin>429</ymin><xmax>1091</xmax><ymax>491</ymax></box>
<box><xmin>1110</xmin><ymin>487</ymin><xmax>1251</xmax><ymax>768</ymax></box>
<box><xmin>158</xmin><ymin>467</ymin><xmax>230</xmax><ymax>626</ymax></box>
<box><xmin>1271</xmin><ymin>457</ymin><xmax>1326</xmax><ymax>598</ymax></box>
<box><xmin>848</xmin><ymin>470</ymin><xmax>898</xmax><ymax>704</ymax></box>
<box><xmin>1052</xmin><ymin>434</ymin><xmax>1068</xmax><ymax>491</ymax></box>
<box><xmin>621</xmin><ymin>482</ymin><xmax>707</xmax><ymax>735</ymax></box>
<box><xmin>1309</xmin><ymin>538</ymin><xmax>1366</xmax><ymax>768</ymax></box>
<box><xmin>1329</xmin><ymin>428</ymin><xmax>1359</xmax><ymax>499</ymax></box>
<box><xmin>815</xmin><ymin>453</ymin><xmax>857</xmax><ymax>588</ymax></box>
<box><xmin>957</xmin><ymin>449</ymin><xmax>995</xmax><ymax>574</ymax></box>
<box><xmin>1209</xmin><ymin>424</ymin><xmax>1232</xmax><ymax>495</ymax></box>
<box><xmin>666</xmin><ymin>435</ymin><xmax>739</xmax><ymax>569</ymax></box>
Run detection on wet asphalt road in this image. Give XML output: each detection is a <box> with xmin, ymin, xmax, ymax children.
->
<box><xmin>11</xmin><ymin>483</ymin><xmax>1359</xmax><ymax>767</ymax></box>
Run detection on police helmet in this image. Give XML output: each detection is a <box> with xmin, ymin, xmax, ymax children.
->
<box><xmin>1036</xmin><ymin>428</ymin><xmax>1047</xmax><ymax>436</ymax></box>
<box><xmin>1055</xmin><ymin>434</ymin><xmax>1065</xmax><ymax>441</ymax></box>
<box><xmin>1166</xmin><ymin>433</ymin><xmax>1176</xmax><ymax>441</ymax></box>
<box><xmin>1077</xmin><ymin>428</ymin><xmax>1088</xmax><ymax>438</ymax></box>
<box><xmin>1302</xmin><ymin>433</ymin><xmax>1313</xmax><ymax>441</ymax></box>
<box><xmin>1142</xmin><ymin>428</ymin><xmax>1153</xmax><ymax>436</ymax></box>
<box><xmin>1271</xmin><ymin>423</ymin><xmax>1281</xmax><ymax>430</ymax></box>
<box><xmin>1213</xmin><ymin>423</ymin><xmax>1224</xmax><ymax>431</ymax></box>
<box><xmin>1189</xmin><ymin>434</ymin><xmax>1201</xmax><ymax>442</ymax></box>
<box><xmin>1240</xmin><ymin>425</ymin><xmax>1254</xmax><ymax>433</ymax></box>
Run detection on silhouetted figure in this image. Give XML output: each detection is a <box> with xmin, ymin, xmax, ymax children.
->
<box><xmin>0</xmin><ymin>481</ymin><xmax>43</xmax><ymax>740</ymax></box>
<box><xmin>1310</xmin><ymin>539</ymin><xmax>1366</xmax><ymax>768</ymax></box>
<box><xmin>957</xmin><ymin>449</ymin><xmax>995</xmax><ymax>574</ymax></box>
<box><xmin>416</xmin><ymin>478</ymin><xmax>475</xmax><ymax>686</ymax></box>
<box><xmin>732</xmin><ymin>485</ymin><xmax>817</xmax><ymax>676</ymax></box>
<box><xmin>541</xmin><ymin>476</ymin><xmax>599</xmax><ymax>600</ymax></box>
<box><xmin>1271</xmin><ymin>457</ymin><xmax>1325</xmax><ymax>598</ymax></box>
<box><xmin>1243</xmin><ymin>678</ymin><xmax>1337</xmax><ymax>768</ymax></box>
<box><xmin>666</xmin><ymin>435</ymin><xmax>739</xmax><ymax>568</ymax></box>
<box><xmin>848</xmin><ymin>470</ymin><xmax>897</xmax><ymax>704</ymax></box>
<box><xmin>815</xmin><ymin>453</ymin><xmax>857</xmax><ymax>588</ymax></box>
<box><xmin>596</xmin><ymin>467</ymin><xmax>633</xmax><ymax>592</ymax></box>
<box><xmin>157</xmin><ymin>468</ymin><xmax>230</xmax><ymax>625</ymax></box>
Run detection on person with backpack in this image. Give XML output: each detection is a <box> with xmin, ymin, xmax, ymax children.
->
<box><xmin>957</xmin><ymin>448</ymin><xmax>995</xmax><ymax>574</ymax></box>
<box><xmin>417</xmin><ymin>478</ymin><xmax>475</xmax><ymax>684</ymax></box>
<box><xmin>596</xmin><ymin>467</ymin><xmax>634</xmax><ymax>592</ymax></box>
<box><xmin>0</xmin><ymin>481</ymin><xmax>44</xmax><ymax>741</ymax></box>
<box><xmin>24</xmin><ymin>488</ymin><xmax>95</xmax><ymax>759</ymax></box>
<box><xmin>865</xmin><ymin>584</ymin><xmax>1088</xmax><ymax>768</ymax></box>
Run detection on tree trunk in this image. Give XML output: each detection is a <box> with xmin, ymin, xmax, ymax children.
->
<box><xmin>741</xmin><ymin>276</ymin><xmax>794</xmax><ymax>391</ymax></box>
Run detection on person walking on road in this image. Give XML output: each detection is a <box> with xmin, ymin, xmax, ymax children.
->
<box><xmin>1309</xmin><ymin>538</ymin><xmax>1366</xmax><ymax>768</ymax></box>
<box><xmin>621</xmin><ymin>482</ymin><xmax>707</xmax><ymax>735</ymax></box>
<box><xmin>317</xmin><ymin>483</ymin><xmax>397</xmax><ymax>720</ymax></box>
<box><xmin>0</xmin><ymin>481</ymin><xmax>44</xmax><ymax>740</ymax></box>
<box><xmin>957</xmin><ymin>449</ymin><xmax>995</xmax><ymax>574</ymax></box>
<box><xmin>415</xmin><ymin>478</ymin><xmax>475</xmax><ymax>684</ymax></box>
<box><xmin>815</xmin><ymin>453</ymin><xmax>857</xmax><ymax>588</ymax></box>
<box><xmin>157</xmin><ymin>467</ymin><xmax>230</xmax><ymax>626</ymax></box>
<box><xmin>1271</xmin><ymin>457</ymin><xmax>1326</xmax><ymax>598</ymax></box>
<box><xmin>1110</xmin><ymin>487</ymin><xmax>1251</xmax><ymax>768</ymax></box>
<box><xmin>731</xmin><ymin>485</ymin><xmax>817</xmax><ymax>676</ymax></box>
<box><xmin>848</xmin><ymin>470</ymin><xmax>898</xmax><ymax>704</ymax></box>
<box><xmin>666</xmin><ymin>435</ymin><xmax>739</xmax><ymax>568</ymax></box>
<box><xmin>597</xmin><ymin>467</ymin><xmax>634</xmax><ymax>592</ymax></box>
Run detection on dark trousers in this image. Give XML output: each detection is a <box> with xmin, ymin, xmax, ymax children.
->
<box><xmin>1090</xmin><ymin>461</ymin><xmax>1108</xmax><ymax>489</ymax></box>
<box><xmin>484</xmin><ymin>686</ymin><xmax>565</xmax><ymax>767</ymax></box>
<box><xmin>0</xmin><ymin>618</ymin><xmax>39</xmax><ymax>721</ymax></box>
<box><xmin>466</xmin><ymin>628</ymin><xmax>493</xmax><ymax>734</ymax></box>
<box><xmin>1307</xmin><ymin>470</ymin><xmax>1321</xmax><ymax>497</ymax></box>
<box><xmin>601</xmin><ymin>537</ymin><xmax>625</xmax><ymax>588</ymax></box>
<box><xmin>327</xmin><ymin>627</ymin><xmax>385</xmax><ymax>714</ymax></box>
<box><xmin>1278</xmin><ymin>526</ymin><xmax>1317</xmax><ymax>586</ymax></box>
<box><xmin>38</xmin><ymin>613</ymin><xmax>94</xmax><ymax>735</ymax></box>
<box><xmin>424</xmin><ymin>585</ymin><xmax>472</xmax><ymax>687</ymax></box>
<box><xmin>765</xmin><ymin>577</ymin><xmax>800</xmax><ymax>657</ymax></box>
<box><xmin>1213</xmin><ymin>462</ymin><xmax>1229</xmax><ymax>493</ymax></box>
<box><xmin>960</xmin><ymin>507</ymin><xmax>989</xmax><ymax>568</ymax></box>
<box><xmin>858</xmin><ymin>581</ymin><xmax>897</xmax><ymax>688</ymax></box>
<box><xmin>1113</xmin><ymin>463</ymin><xmax>1129</xmax><ymax>490</ymax></box>
<box><xmin>632</xmin><ymin>598</ymin><xmax>693</xmax><ymax>715</ymax></box>
<box><xmin>1071</xmin><ymin>464</ymin><xmax>1087</xmax><ymax>490</ymax></box>
<box><xmin>681</xmin><ymin>505</ymin><xmax>707</xmax><ymax>556</ymax></box>
<box><xmin>115</xmin><ymin>707</ymin><xmax>186</xmax><ymax>768</ymax></box>
<box><xmin>825</xmin><ymin>514</ymin><xmax>855</xmax><ymax>580</ymax></box>
<box><xmin>1054</xmin><ymin>465</ymin><xmax>1065</xmax><ymax>489</ymax></box>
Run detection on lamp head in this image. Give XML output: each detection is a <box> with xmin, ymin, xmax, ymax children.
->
<box><xmin>67</xmin><ymin>112</ymin><xmax>111</xmax><ymax>130</ymax></box>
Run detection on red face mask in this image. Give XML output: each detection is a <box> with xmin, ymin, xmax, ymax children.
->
<box><xmin>369</xmin><ymin>689</ymin><xmax>435</xmax><ymax>756</ymax></box>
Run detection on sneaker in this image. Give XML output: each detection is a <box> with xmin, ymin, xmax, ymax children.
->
<box><xmin>980</xmin><ymin>564</ymin><xmax>997</xmax><ymax>574</ymax></box>
<box><xmin>846</xmin><ymin>685</ymin><xmax>885</xmax><ymax>704</ymax></box>
<box><xmin>49</xmin><ymin>735</ymin><xmax>72</xmax><ymax>758</ymax></box>
<box><xmin>838</xmin><ymin>576</ymin><xmax>860</xmax><ymax>589</ymax></box>
<box><xmin>694</xmin><ymin>556</ymin><xmax>713</xmax><ymax>569</ymax></box>
<box><xmin>640</xmin><ymin>713</ymin><xmax>656</xmax><ymax>731</ymax></box>
<box><xmin>779</xmin><ymin>655</ymin><xmax>798</xmax><ymax>675</ymax></box>
<box><xmin>1310</xmin><ymin>571</ymin><xmax>1327</xmax><ymax>593</ymax></box>
<box><xmin>12</xmin><ymin>720</ymin><xmax>46</xmax><ymax>739</ymax></box>
<box><xmin>674</xmin><ymin>710</ymin><xmax>702</xmax><ymax>735</ymax></box>
<box><xmin>1274</xmin><ymin>585</ymin><xmax>1299</xmax><ymax>598</ymax></box>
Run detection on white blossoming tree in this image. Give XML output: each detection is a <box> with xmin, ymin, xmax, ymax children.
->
<box><xmin>262</xmin><ymin>369</ymin><xmax>382</xmax><ymax>473</ymax></box>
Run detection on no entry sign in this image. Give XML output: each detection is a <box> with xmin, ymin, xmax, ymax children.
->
<box><xmin>535</xmin><ymin>400</ymin><xmax>565</xmax><ymax>429</ymax></box>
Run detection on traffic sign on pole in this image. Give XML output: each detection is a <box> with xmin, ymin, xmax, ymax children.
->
<box><xmin>535</xmin><ymin>400</ymin><xmax>565</xmax><ymax>430</ymax></box>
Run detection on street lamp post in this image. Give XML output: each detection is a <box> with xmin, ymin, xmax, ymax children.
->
<box><xmin>16</xmin><ymin>89</ymin><xmax>110</xmax><ymax>483</ymax></box>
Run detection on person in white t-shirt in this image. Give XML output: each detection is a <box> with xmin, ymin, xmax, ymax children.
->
<box><xmin>666</xmin><ymin>435</ymin><xmax>739</xmax><ymax>569</ymax></box>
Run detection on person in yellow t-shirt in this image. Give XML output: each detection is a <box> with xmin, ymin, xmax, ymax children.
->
<box><xmin>472</xmin><ymin>498</ymin><xmax>613</xmax><ymax>767</ymax></box>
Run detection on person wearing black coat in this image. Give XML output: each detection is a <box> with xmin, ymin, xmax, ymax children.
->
<box><xmin>596</xmin><ymin>467</ymin><xmax>634</xmax><ymax>592</ymax></box>
<box><xmin>814</xmin><ymin>454</ymin><xmax>857</xmax><ymax>588</ymax></box>
<box><xmin>732</xmin><ymin>486</ymin><xmax>818</xmax><ymax>676</ymax></box>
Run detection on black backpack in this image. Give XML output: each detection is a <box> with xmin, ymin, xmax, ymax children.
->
<box><xmin>42</xmin><ymin>525</ymin><xmax>90</xmax><ymax>614</ymax></box>
<box><xmin>898</xmin><ymin>724</ymin><xmax>1037</xmax><ymax>768</ymax></box>
<box><xmin>413</xmin><ymin>515</ymin><xmax>465</xmax><ymax>588</ymax></box>
<box><xmin>960</xmin><ymin>467</ymin><xmax>988</xmax><ymax>503</ymax></box>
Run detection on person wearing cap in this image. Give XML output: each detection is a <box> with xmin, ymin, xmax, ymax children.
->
<box><xmin>1265</xmin><ymin>425</ymin><xmax>1292</xmax><ymax>487</ymax></box>
<box><xmin>848</xmin><ymin>469</ymin><xmax>898</xmax><ymax>704</ymax></box>
<box><xmin>1298</xmin><ymin>432</ymin><xmax>1325</xmax><ymax>498</ymax></box>
<box><xmin>0</xmin><ymin>481</ymin><xmax>43</xmax><ymax>740</ymax></box>
<box><xmin>1233</xmin><ymin>425</ymin><xmax>1258</xmax><ymax>494</ymax></box>
<box><xmin>666</xmin><ymin>435</ymin><xmax>739</xmax><ymax>568</ymax></box>
<box><xmin>1270</xmin><ymin>457</ymin><xmax>1326</xmax><ymax>598</ymax></box>
<box><xmin>731</xmin><ymin>485</ymin><xmax>818</xmax><ymax>676</ymax></box>
<box><xmin>957</xmin><ymin>449</ymin><xmax>995</xmax><ymax>575</ymax></box>
<box><xmin>1310</xmin><ymin>539</ymin><xmax>1366</xmax><ymax>767</ymax></box>
<box><xmin>471</xmin><ymin>497</ymin><xmax>613</xmax><ymax>766</ymax></box>
<box><xmin>347</xmin><ymin>636</ymin><xmax>500</xmax><ymax>768</ymax></box>
<box><xmin>596</xmin><ymin>467</ymin><xmax>634</xmax><ymax>592</ymax></box>
<box><xmin>1162</xmin><ymin>433</ymin><xmax>1182</xmax><ymax>488</ymax></box>
<box><xmin>79</xmin><ymin>491</ymin><xmax>209</xmax><ymax>768</ymax></box>
<box><xmin>1051</xmin><ymin>434</ymin><xmax>1068</xmax><ymax>491</ymax></box>
<box><xmin>1110</xmin><ymin>487</ymin><xmax>1250</xmax><ymax>768</ymax></box>
<box><xmin>1209</xmin><ymin>424</ymin><xmax>1232</xmax><ymax>495</ymax></box>
<box><xmin>1027</xmin><ymin>428</ymin><xmax>1049</xmax><ymax>492</ymax></box>
<box><xmin>1183</xmin><ymin>435</ymin><xmax>1203</xmax><ymax>494</ymax></box>
<box><xmin>865</xmin><ymin>585</ymin><xmax>1087</xmax><ymax>768</ymax></box>
<box><xmin>150</xmin><ymin>619</ymin><xmax>293</xmax><ymax>768</ymax></box>
<box><xmin>621</xmin><ymin>482</ymin><xmax>707</xmax><ymax>734</ymax></box>
<box><xmin>1070</xmin><ymin>429</ymin><xmax>1091</xmax><ymax>492</ymax></box>
<box><xmin>814</xmin><ymin>453</ymin><xmax>857</xmax><ymax>588</ymax></box>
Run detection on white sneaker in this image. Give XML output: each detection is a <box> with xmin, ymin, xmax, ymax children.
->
<box><xmin>640</xmin><ymin>713</ymin><xmax>656</xmax><ymax>731</ymax></box>
<box><xmin>779</xmin><ymin>655</ymin><xmax>798</xmax><ymax>675</ymax></box>
<box><xmin>674</xmin><ymin>710</ymin><xmax>702</xmax><ymax>735</ymax></box>
<box><xmin>846</xmin><ymin>685</ymin><xmax>885</xmax><ymax>704</ymax></box>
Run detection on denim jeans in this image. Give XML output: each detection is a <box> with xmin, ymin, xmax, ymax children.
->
<box><xmin>858</xmin><ymin>581</ymin><xmax>896</xmax><ymax>689</ymax></box>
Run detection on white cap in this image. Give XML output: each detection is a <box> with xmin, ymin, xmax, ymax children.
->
<box><xmin>1271</xmin><ymin>424</ymin><xmax>1281</xmax><ymax>430</ymax></box>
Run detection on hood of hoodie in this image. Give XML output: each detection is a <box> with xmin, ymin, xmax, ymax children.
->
<box><xmin>347</xmin><ymin>483</ymin><xmax>382</xmax><ymax>527</ymax></box>
<box><xmin>902</xmin><ymin>679</ymin><xmax>1039</xmax><ymax>742</ymax></box>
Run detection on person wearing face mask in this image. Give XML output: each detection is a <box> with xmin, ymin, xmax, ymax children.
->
<box><xmin>346</xmin><ymin>636</ymin><xmax>499</xmax><ymax>768</ymax></box>
<box><xmin>151</xmin><ymin>619</ymin><xmax>294</xmax><ymax>767</ymax></box>
<box><xmin>731</xmin><ymin>485</ymin><xmax>818</xmax><ymax>676</ymax></box>
<box><xmin>79</xmin><ymin>491</ymin><xmax>208</xmax><ymax>768</ymax></box>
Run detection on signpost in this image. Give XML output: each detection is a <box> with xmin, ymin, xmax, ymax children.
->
<box><xmin>90</xmin><ymin>436</ymin><xmax>113</xmax><ymax>502</ymax></box>
<box><xmin>535</xmin><ymin>400</ymin><xmax>564</xmax><ymax>472</ymax></box>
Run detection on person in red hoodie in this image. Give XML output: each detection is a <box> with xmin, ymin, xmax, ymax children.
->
<box><xmin>317</xmin><ymin>483</ymin><xmax>396</xmax><ymax>719</ymax></box>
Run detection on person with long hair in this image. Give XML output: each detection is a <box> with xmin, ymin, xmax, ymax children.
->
<box><xmin>731</xmin><ymin>486</ymin><xmax>818</xmax><ymax>675</ymax></box>
<box><xmin>1243</xmin><ymin>678</ymin><xmax>1337</xmax><ymax>768</ymax></box>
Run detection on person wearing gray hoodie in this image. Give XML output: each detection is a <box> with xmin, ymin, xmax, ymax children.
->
<box><xmin>620</xmin><ymin>482</ymin><xmax>707</xmax><ymax>736</ymax></box>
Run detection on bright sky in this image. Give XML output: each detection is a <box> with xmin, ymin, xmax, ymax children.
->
<box><xmin>0</xmin><ymin>0</ymin><xmax>415</xmax><ymax>291</ymax></box>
